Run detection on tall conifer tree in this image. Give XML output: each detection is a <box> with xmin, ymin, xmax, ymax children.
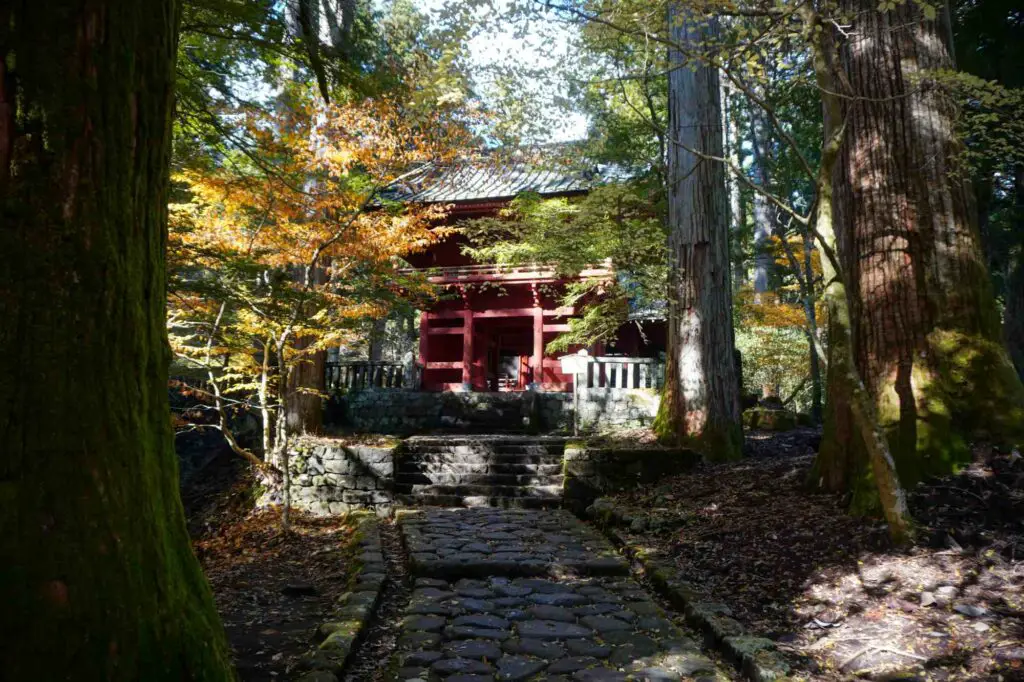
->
<box><xmin>0</xmin><ymin>2</ymin><xmax>233</xmax><ymax>678</ymax></box>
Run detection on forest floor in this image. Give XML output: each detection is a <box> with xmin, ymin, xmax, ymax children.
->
<box><xmin>602</xmin><ymin>428</ymin><xmax>1024</xmax><ymax>681</ymax></box>
<box><xmin>183</xmin><ymin>448</ymin><xmax>360</xmax><ymax>681</ymax></box>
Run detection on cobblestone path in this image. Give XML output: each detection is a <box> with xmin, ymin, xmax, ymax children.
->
<box><xmin>403</xmin><ymin>509</ymin><xmax>627</xmax><ymax>578</ymax></box>
<box><xmin>387</xmin><ymin>509</ymin><xmax>730</xmax><ymax>682</ymax></box>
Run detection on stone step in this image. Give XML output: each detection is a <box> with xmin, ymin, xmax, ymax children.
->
<box><xmin>397</xmin><ymin>444</ymin><xmax>565</xmax><ymax>454</ymax></box>
<box><xmin>401</xmin><ymin>445</ymin><xmax>566</xmax><ymax>457</ymax></box>
<box><xmin>395</xmin><ymin>483</ymin><xmax>563</xmax><ymax>498</ymax></box>
<box><xmin>394</xmin><ymin>472</ymin><xmax>564</xmax><ymax>487</ymax></box>
<box><xmin>404</xmin><ymin>436</ymin><xmax>568</xmax><ymax>445</ymax></box>
<box><xmin>396</xmin><ymin>454</ymin><xmax>565</xmax><ymax>469</ymax></box>
<box><xmin>394</xmin><ymin>493</ymin><xmax>562</xmax><ymax>509</ymax></box>
<box><xmin>394</xmin><ymin>462</ymin><xmax>564</xmax><ymax>476</ymax></box>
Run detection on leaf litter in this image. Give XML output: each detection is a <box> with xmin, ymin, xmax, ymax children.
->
<box><xmin>184</xmin><ymin>449</ymin><xmax>359</xmax><ymax>681</ymax></box>
<box><xmin>604</xmin><ymin>428</ymin><xmax>1024</xmax><ymax>681</ymax></box>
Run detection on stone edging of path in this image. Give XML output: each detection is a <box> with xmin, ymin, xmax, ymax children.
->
<box><xmin>297</xmin><ymin>513</ymin><xmax>387</xmax><ymax>682</ymax></box>
<box><xmin>585</xmin><ymin>499</ymin><xmax>793</xmax><ymax>682</ymax></box>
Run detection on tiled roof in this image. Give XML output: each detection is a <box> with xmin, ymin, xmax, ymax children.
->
<box><xmin>380</xmin><ymin>158</ymin><xmax>627</xmax><ymax>204</ymax></box>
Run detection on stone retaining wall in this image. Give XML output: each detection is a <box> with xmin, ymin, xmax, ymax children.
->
<box><xmin>574</xmin><ymin>388</ymin><xmax>660</xmax><ymax>431</ymax></box>
<box><xmin>275</xmin><ymin>434</ymin><xmax>691</xmax><ymax>517</ymax></box>
<box><xmin>282</xmin><ymin>437</ymin><xmax>397</xmax><ymax>516</ymax></box>
<box><xmin>341</xmin><ymin>390</ymin><xmax>533</xmax><ymax>434</ymax></box>
<box><xmin>336</xmin><ymin>388</ymin><xmax>659</xmax><ymax>435</ymax></box>
<box><xmin>562</xmin><ymin>443</ymin><xmax>699</xmax><ymax>513</ymax></box>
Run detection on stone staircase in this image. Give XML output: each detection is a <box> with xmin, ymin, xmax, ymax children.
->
<box><xmin>393</xmin><ymin>435</ymin><xmax>567</xmax><ymax>508</ymax></box>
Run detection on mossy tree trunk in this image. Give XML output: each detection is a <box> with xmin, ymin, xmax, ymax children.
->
<box><xmin>0</xmin><ymin>2</ymin><xmax>234</xmax><ymax>679</ymax></box>
<box><xmin>795</xmin><ymin>4</ymin><xmax>914</xmax><ymax>542</ymax></box>
<box><xmin>657</xmin><ymin>5</ymin><xmax>743</xmax><ymax>460</ymax></box>
<box><xmin>818</xmin><ymin>0</ymin><xmax>1024</xmax><ymax>507</ymax></box>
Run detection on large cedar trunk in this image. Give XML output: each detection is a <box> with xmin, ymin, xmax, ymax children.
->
<box><xmin>750</xmin><ymin>106</ymin><xmax>775</xmax><ymax>298</ymax></box>
<box><xmin>656</xmin><ymin>6</ymin><xmax>743</xmax><ymax>459</ymax></box>
<box><xmin>0</xmin><ymin>3</ymin><xmax>233</xmax><ymax>679</ymax></box>
<box><xmin>818</xmin><ymin>0</ymin><xmax>1024</xmax><ymax>504</ymax></box>
<box><xmin>1007</xmin><ymin>253</ymin><xmax>1024</xmax><ymax>380</ymax></box>
<box><xmin>1006</xmin><ymin>168</ymin><xmax>1024</xmax><ymax>381</ymax></box>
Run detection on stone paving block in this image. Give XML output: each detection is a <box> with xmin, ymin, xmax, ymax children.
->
<box><xmin>385</xmin><ymin>508</ymin><xmax>734</xmax><ymax>682</ymax></box>
<box><xmin>399</xmin><ymin>508</ymin><xmax>628</xmax><ymax>579</ymax></box>
<box><xmin>385</xmin><ymin>574</ymin><xmax>724</xmax><ymax>681</ymax></box>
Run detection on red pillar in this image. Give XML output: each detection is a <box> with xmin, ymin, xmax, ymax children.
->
<box><xmin>532</xmin><ymin>308</ymin><xmax>544</xmax><ymax>387</ymax></box>
<box><xmin>462</xmin><ymin>310</ymin><xmax>474</xmax><ymax>390</ymax></box>
<box><xmin>418</xmin><ymin>311</ymin><xmax>430</xmax><ymax>389</ymax></box>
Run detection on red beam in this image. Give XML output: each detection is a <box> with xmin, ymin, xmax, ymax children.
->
<box><xmin>543</xmin><ymin>324</ymin><xmax>571</xmax><ymax>333</ymax></box>
<box><xmin>425</xmin><ymin>361</ymin><xmax>463</xmax><ymax>369</ymax></box>
<box><xmin>424</xmin><ymin>266</ymin><xmax>612</xmax><ymax>285</ymax></box>
<box><xmin>532</xmin><ymin>308</ymin><xmax>544</xmax><ymax>385</ymax></box>
<box><xmin>430</xmin><ymin>306</ymin><xmax>576</xmax><ymax>319</ymax></box>
<box><xmin>462</xmin><ymin>311</ymin><xmax>473</xmax><ymax>387</ymax></box>
<box><xmin>426</xmin><ymin>327</ymin><xmax>464</xmax><ymax>335</ymax></box>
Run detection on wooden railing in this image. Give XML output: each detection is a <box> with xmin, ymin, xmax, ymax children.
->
<box><xmin>326</xmin><ymin>357</ymin><xmax>663</xmax><ymax>392</ymax></box>
<box><xmin>326</xmin><ymin>361</ymin><xmax>410</xmax><ymax>391</ymax></box>
<box><xmin>578</xmin><ymin>356</ymin><xmax>665</xmax><ymax>389</ymax></box>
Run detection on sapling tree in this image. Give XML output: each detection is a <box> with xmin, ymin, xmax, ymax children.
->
<box><xmin>168</xmin><ymin>90</ymin><xmax>470</xmax><ymax>526</ymax></box>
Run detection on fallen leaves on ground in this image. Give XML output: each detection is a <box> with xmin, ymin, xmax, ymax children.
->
<box><xmin>607</xmin><ymin>429</ymin><xmax>1024</xmax><ymax>681</ymax></box>
<box><xmin>184</xmin><ymin>449</ymin><xmax>359</xmax><ymax>681</ymax></box>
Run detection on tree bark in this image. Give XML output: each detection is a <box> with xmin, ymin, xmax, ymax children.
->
<box><xmin>1005</xmin><ymin>167</ymin><xmax>1024</xmax><ymax>381</ymax></box>
<box><xmin>656</xmin><ymin>5</ymin><xmax>743</xmax><ymax>459</ymax></box>
<box><xmin>819</xmin><ymin>0</ymin><xmax>1024</xmax><ymax>505</ymax></box>
<box><xmin>750</xmin><ymin>104</ymin><xmax>775</xmax><ymax>299</ymax></box>
<box><xmin>285</xmin><ymin>264</ymin><xmax>327</xmax><ymax>435</ymax></box>
<box><xmin>727</xmin><ymin>86</ymin><xmax>748</xmax><ymax>292</ymax></box>
<box><xmin>722</xmin><ymin>81</ymin><xmax>746</xmax><ymax>292</ymax></box>
<box><xmin>368</xmin><ymin>316</ymin><xmax>387</xmax><ymax>362</ymax></box>
<box><xmin>285</xmin><ymin>339</ymin><xmax>326</xmax><ymax>434</ymax></box>
<box><xmin>801</xmin><ymin>4</ymin><xmax>914</xmax><ymax>542</ymax></box>
<box><xmin>0</xmin><ymin>2</ymin><xmax>233</xmax><ymax>679</ymax></box>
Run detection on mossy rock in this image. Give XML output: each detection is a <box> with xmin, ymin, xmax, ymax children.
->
<box><xmin>318</xmin><ymin>620</ymin><xmax>361</xmax><ymax>640</ymax></box>
<box><xmin>295</xmin><ymin>671</ymin><xmax>338</xmax><ymax>682</ymax></box>
<box><xmin>743</xmin><ymin>407</ymin><xmax>798</xmax><ymax>431</ymax></box>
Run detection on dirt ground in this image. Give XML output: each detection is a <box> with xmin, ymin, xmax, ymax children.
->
<box><xmin>605</xmin><ymin>428</ymin><xmax>1024</xmax><ymax>681</ymax></box>
<box><xmin>183</xmin><ymin>449</ymin><xmax>358</xmax><ymax>681</ymax></box>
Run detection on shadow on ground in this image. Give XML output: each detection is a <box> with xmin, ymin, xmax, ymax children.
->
<box><xmin>603</xmin><ymin>428</ymin><xmax>1024</xmax><ymax>680</ymax></box>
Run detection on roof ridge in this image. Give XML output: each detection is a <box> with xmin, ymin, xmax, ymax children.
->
<box><xmin>378</xmin><ymin>153</ymin><xmax>628</xmax><ymax>205</ymax></box>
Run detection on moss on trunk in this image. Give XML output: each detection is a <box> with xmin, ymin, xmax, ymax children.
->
<box><xmin>0</xmin><ymin>2</ymin><xmax>234</xmax><ymax>679</ymax></box>
<box><xmin>890</xmin><ymin>331</ymin><xmax>1023</xmax><ymax>470</ymax></box>
<box><xmin>817</xmin><ymin>0</ymin><xmax>1024</xmax><ymax>509</ymax></box>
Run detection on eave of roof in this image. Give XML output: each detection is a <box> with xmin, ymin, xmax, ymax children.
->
<box><xmin>379</xmin><ymin>156</ymin><xmax>629</xmax><ymax>204</ymax></box>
